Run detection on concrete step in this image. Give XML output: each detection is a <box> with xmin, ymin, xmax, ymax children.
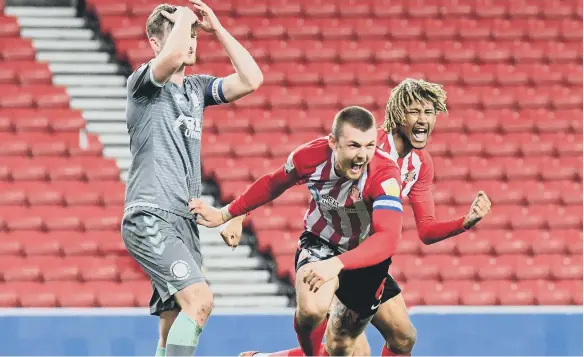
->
<box><xmin>203</xmin><ymin>245</ymin><xmax>252</xmax><ymax>259</ymax></box>
<box><xmin>204</xmin><ymin>270</ymin><xmax>270</xmax><ymax>284</ymax></box>
<box><xmin>214</xmin><ymin>296</ymin><xmax>289</xmax><ymax>308</ymax></box>
<box><xmin>88</xmin><ymin>131</ymin><xmax>128</xmax><ymax>143</ymax></box>
<box><xmin>5</xmin><ymin>6</ymin><xmax>76</xmax><ymax>17</ymax></box>
<box><xmin>50</xmin><ymin>63</ymin><xmax>120</xmax><ymax>74</ymax></box>
<box><xmin>19</xmin><ymin>17</ymin><xmax>85</xmax><ymax>28</ymax></box>
<box><xmin>37</xmin><ymin>51</ymin><xmax>110</xmax><ymax>63</ymax></box>
<box><xmin>71</xmin><ymin>98</ymin><xmax>126</xmax><ymax>110</ymax></box>
<box><xmin>103</xmin><ymin>146</ymin><xmax>131</xmax><ymax>159</ymax></box>
<box><xmin>211</xmin><ymin>283</ymin><xmax>279</xmax><ymax>297</ymax></box>
<box><xmin>68</xmin><ymin>87</ymin><xmax>126</xmax><ymax>98</ymax></box>
<box><xmin>83</xmin><ymin>110</ymin><xmax>126</xmax><ymax>122</ymax></box>
<box><xmin>202</xmin><ymin>257</ymin><xmax>264</xmax><ymax>270</ymax></box>
<box><xmin>21</xmin><ymin>28</ymin><xmax>94</xmax><ymax>39</ymax></box>
<box><xmin>53</xmin><ymin>75</ymin><xmax>127</xmax><ymax>87</ymax></box>
<box><xmin>33</xmin><ymin>39</ymin><xmax>102</xmax><ymax>51</ymax></box>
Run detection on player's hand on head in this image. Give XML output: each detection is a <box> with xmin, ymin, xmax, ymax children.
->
<box><xmin>463</xmin><ymin>191</ymin><xmax>491</xmax><ymax>229</ymax></box>
<box><xmin>189</xmin><ymin>0</ymin><xmax>223</xmax><ymax>33</ymax></box>
<box><xmin>219</xmin><ymin>216</ymin><xmax>244</xmax><ymax>249</ymax></box>
<box><xmin>303</xmin><ymin>257</ymin><xmax>344</xmax><ymax>293</ymax></box>
<box><xmin>189</xmin><ymin>198</ymin><xmax>224</xmax><ymax>227</ymax></box>
<box><xmin>161</xmin><ymin>6</ymin><xmax>198</xmax><ymax>25</ymax></box>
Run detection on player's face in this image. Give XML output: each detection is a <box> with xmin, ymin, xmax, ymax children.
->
<box><xmin>399</xmin><ymin>100</ymin><xmax>436</xmax><ymax>150</ymax></box>
<box><xmin>153</xmin><ymin>23</ymin><xmax>198</xmax><ymax>66</ymax></box>
<box><xmin>329</xmin><ymin>124</ymin><xmax>377</xmax><ymax>180</ymax></box>
<box><xmin>183</xmin><ymin>27</ymin><xmax>198</xmax><ymax>66</ymax></box>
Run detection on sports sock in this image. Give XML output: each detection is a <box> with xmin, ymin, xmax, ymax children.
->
<box><xmin>293</xmin><ymin>313</ymin><xmax>328</xmax><ymax>356</ymax></box>
<box><xmin>381</xmin><ymin>344</ymin><xmax>411</xmax><ymax>356</ymax></box>
<box><xmin>165</xmin><ymin>312</ymin><xmax>203</xmax><ymax>356</ymax></box>
<box><xmin>155</xmin><ymin>346</ymin><xmax>166</xmax><ymax>356</ymax></box>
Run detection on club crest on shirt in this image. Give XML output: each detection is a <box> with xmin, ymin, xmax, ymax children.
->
<box><xmin>403</xmin><ymin>170</ymin><xmax>417</xmax><ymax>184</ymax></box>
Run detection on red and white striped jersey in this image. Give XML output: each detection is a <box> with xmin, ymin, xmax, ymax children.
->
<box><xmin>284</xmin><ymin>137</ymin><xmax>403</xmax><ymax>252</ymax></box>
<box><xmin>377</xmin><ymin>128</ymin><xmax>434</xmax><ymax>203</ymax></box>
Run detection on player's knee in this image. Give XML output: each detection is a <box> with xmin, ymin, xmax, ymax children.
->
<box><xmin>159</xmin><ymin>309</ymin><xmax>180</xmax><ymax>346</ymax></box>
<box><xmin>296</xmin><ymin>299</ymin><xmax>329</xmax><ymax>327</ymax></box>
<box><xmin>352</xmin><ymin>335</ymin><xmax>371</xmax><ymax>356</ymax></box>
<box><xmin>175</xmin><ymin>282</ymin><xmax>214</xmax><ymax>325</ymax></box>
<box><xmin>389</xmin><ymin>326</ymin><xmax>416</xmax><ymax>355</ymax></box>
<box><xmin>326</xmin><ymin>335</ymin><xmax>355</xmax><ymax>356</ymax></box>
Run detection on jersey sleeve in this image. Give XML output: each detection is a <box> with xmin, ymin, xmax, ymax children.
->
<box><xmin>407</xmin><ymin>151</ymin><xmax>434</xmax><ymax>203</ymax></box>
<box><xmin>187</xmin><ymin>74</ymin><xmax>228</xmax><ymax>107</ymax></box>
<box><xmin>127</xmin><ymin>63</ymin><xmax>163</xmax><ymax>102</ymax></box>
<box><xmin>283</xmin><ymin>138</ymin><xmax>329</xmax><ymax>181</ymax></box>
<box><xmin>366</xmin><ymin>163</ymin><xmax>404</xmax><ymax>214</ymax></box>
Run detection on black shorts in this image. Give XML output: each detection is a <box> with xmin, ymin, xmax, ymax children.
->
<box><xmin>294</xmin><ymin>231</ymin><xmax>401</xmax><ymax>317</ymax></box>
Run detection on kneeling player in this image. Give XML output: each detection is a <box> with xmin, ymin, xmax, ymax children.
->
<box><xmin>190</xmin><ymin>106</ymin><xmax>406</xmax><ymax>356</ymax></box>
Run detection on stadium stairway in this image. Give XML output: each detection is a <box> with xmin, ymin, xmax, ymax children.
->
<box><xmin>3</xmin><ymin>4</ymin><xmax>290</xmax><ymax>308</ymax></box>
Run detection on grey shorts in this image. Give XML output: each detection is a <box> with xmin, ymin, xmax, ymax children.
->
<box><xmin>121</xmin><ymin>206</ymin><xmax>205</xmax><ymax>316</ymax></box>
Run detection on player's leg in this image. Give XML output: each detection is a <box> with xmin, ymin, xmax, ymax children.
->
<box><xmin>157</xmin><ymin>308</ymin><xmax>180</xmax><ymax>355</ymax></box>
<box><xmin>371</xmin><ymin>278</ymin><xmax>416</xmax><ymax>357</ymax></box>
<box><xmin>322</xmin><ymin>296</ymin><xmax>373</xmax><ymax>356</ymax></box>
<box><xmin>352</xmin><ymin>331</ymin><xmax>372</xmax><ymax>356</ymax></box>
<box><xmin>122</xmin><ymin>208</ymin><xmax>212</xmax><ymax>356</ymax></box>
<box><xmin>322</xmin><ymin>256</ymin><xmax>392</xmax><ymax>356</ymax></box>
<box><xmin>163</xmin><ymin>213</ymin><xmax>214</xmax><ymax>356</ymax></box>
<box><xmin>293</xmin><ymin>233</ymin><xmax>339</xmax><ymax>356</ymax></box>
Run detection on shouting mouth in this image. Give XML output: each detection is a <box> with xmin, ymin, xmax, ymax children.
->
<box><xmin>350</xmin><ymin>161</ymin><xmax>365</xmax><ymax>175</ymax></box>
<box><xmin>412</xmin><ymin>127</ymin><xmax>428</xmax><ymax>142</ymax></box>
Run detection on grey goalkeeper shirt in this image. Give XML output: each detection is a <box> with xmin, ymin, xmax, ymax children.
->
<box><xmin>124</xmin><ymin>62</ymin><xmax>227</xmax><ymax>217</ymax></box>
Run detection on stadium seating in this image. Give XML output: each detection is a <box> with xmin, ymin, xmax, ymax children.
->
<box><xmin>0</xmin><ymin>0</ymin><xmax>582</xmax><ymax>307</ymax></box>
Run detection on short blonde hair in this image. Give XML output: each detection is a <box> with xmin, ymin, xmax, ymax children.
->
<box><xmin>146</xmin><ymin>3</ymin><xmax>177</xmax><ymax>38</ymax></box>
<box><xmin>383</xmin><ymin>78</ymin><xmax>448</xmax><ymax>132</ymax></box>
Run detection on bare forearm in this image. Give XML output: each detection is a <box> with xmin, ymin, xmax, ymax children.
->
<box><xmin>162</xmin><ymin>14</ymin><xmax>194</xmax><ymax>62</ymax></box>
<box><xmin>215</xmin><ymin>27</ymin><xmax>263</xmax><ymax>88</ymax></box>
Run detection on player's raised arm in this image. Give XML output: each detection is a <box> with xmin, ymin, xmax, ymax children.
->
<box><xmin>149</xmin><ymin>7</ymin><xmax>198</xmax><ymax>86</ymax></box>
<box><xmin>189</xmin><ymin>164</ymin><xmax>301</xmax><ymax>227</ymax></box>
<box><xmin>190</xmin><ymin>0</ymin><xmax>263</xmax><ymax>102</ymax></box>
<box><xmin>409</xmin><ymin>154</ymin><xmax>491</xmax><ymax>244</ymax></box>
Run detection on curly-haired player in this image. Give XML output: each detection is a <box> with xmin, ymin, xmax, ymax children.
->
<box><xmin>225</xmin><ymin>78</ymin><xmax>491</xmax><ymax>357</ymax></box>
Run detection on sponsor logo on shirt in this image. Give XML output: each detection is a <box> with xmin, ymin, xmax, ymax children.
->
<box><xmin>173</xmin><ymin>114</ymin><xmax>201</xmax><ymax>140</ymax></box>
<box><xmin>309</xmin><ymin>186</ymin><xmax>366</xmax><ymax>213</ymax></box>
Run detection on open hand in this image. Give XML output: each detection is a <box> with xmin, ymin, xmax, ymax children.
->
<box><xmin>303</xmin><ymin>257</ymin><xmax>344</xmax><ymax>293</ymax></box>
<box><xmin>189</xmin><ymin>0</ymin><xmax>223</xmax><ymax>33</ymax></box>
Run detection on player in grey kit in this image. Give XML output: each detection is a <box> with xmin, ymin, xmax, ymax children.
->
<box><xmin>121</xmin><ymin>1</ymin><xmax>263</xmax><ymax>356</ymax></box>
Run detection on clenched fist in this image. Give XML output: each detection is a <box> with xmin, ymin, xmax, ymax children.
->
<box><xmin>219</xmin><ymin>215</ymin><xmax>244</xmax><ymax>249</ymax></box>
<box><xmin>463</xmin><ymin>191</ymin><xmax>491</xmax><ymax>229</ymax></box>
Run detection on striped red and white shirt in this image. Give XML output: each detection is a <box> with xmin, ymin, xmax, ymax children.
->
<box><xmin>376</xmin><ymin>128</ymin><xmax>433</xmax><ymax>203</ymax></box>
<box><xmin>283</xmin><ymin>137</ymin><xmax>403</xmax><ymax>252</ymax></box>
<box><xmin>376</xmin><ymin>128</ymin><xmax>467</xmax><ymax>243</ymax></box>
